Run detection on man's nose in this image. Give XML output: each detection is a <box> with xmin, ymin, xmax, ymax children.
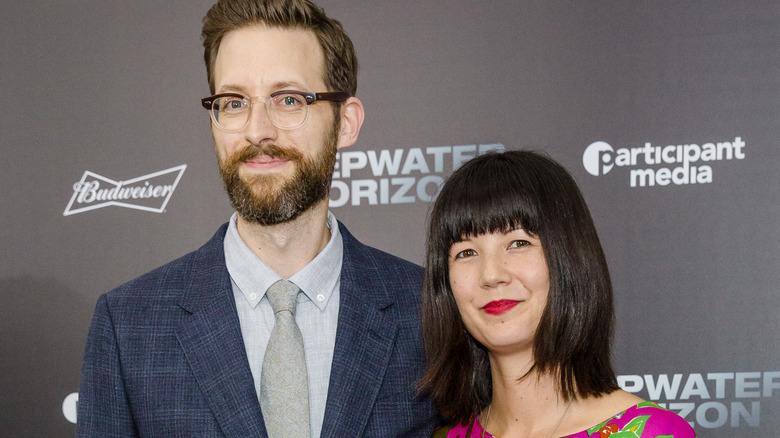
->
<box><xmin>244</xmin><ymin>99</ymin><xmax>277</xmax><ymax>144</ymax></box>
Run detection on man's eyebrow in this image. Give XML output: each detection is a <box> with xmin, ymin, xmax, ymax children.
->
<box><xmin>216</xmin><ymin>81</ymin><xmax>312</xmax><ymax>95</ymax></box>
<box><xmin>216</xmin><ymin>83</ymin><xmax>250</xmax><ymax>94</ymax></box>
<box><xmin>269</xmin><ymin>80</ymin><xmax>309</xmax><ymax>91</ymax></box>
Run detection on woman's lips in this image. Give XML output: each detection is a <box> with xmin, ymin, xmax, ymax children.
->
<box><xmin>482</xmin><ymin>299</ymin><xmax>520</xmax><ymax>315</ymax></box>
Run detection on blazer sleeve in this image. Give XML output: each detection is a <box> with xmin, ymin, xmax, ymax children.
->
<box><xmin>76</xmin><ymin>294</ymin><xmax>138</xmax><ymax>437</ymax></box>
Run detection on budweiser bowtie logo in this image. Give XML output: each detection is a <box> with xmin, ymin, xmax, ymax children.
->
<box><xmin>63</xmin><ymin>165</ymin><xmax>187</xmax><ymax>216</ymax></box>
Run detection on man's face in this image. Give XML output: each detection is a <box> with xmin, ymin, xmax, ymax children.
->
<box><xmin>211</xmin><ymin>25</ymin><xmax>341</xmax><ymax>225</ymax></box>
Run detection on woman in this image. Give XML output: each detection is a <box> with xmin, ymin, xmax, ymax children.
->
<box><xmin>420</xmin><ymin>150</ymin><xmax>696</xmax><ymax>437</ymax></box>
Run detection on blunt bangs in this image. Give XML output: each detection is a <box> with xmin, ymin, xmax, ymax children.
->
<box><xmin>431</xmin><ymin>152</ymin><xmax>542</xmax><ymax>253</ymax></box>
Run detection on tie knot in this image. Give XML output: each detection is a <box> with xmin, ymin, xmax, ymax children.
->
<box><xmin>266</xmin><ymin>280</ymin><xmax>300</xmax><ymax>314</ymax></box>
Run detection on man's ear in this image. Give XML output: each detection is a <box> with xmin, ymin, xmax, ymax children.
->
<box><xmin>335</xmin><ymin>96</ymin><xmax>365</xmax><ymax>150</ymax></box>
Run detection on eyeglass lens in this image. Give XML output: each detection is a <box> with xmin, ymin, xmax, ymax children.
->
<box><xmin>211</xmin><ymin>93</ymin><xmax>310</xmax><ymax>131</ymax></box>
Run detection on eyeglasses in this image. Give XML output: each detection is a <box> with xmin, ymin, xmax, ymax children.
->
<box><xmin>201</xmin><ymin>90</ymin><xmax>350</xmax><ymax>131</ymax></box>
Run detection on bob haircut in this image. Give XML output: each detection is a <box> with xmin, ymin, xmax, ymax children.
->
<box><xmin>419</xmin><ymin>150</ymin><xmax>618</xmax><ymax>422</ymax></box>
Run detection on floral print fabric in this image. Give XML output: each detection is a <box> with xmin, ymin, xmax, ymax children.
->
<box><xmin>433</xmin><ymin>401</ymin><xmax>697</xmax><ymax>438</ymax></box>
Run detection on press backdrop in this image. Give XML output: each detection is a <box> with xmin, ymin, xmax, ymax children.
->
<box><xmin>1</xmin><ymin>1</ymin><xmax>778</xmax><ymax>436</ymax></box>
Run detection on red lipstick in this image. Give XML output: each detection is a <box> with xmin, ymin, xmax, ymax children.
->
<box><xmin>482</xmin><ymin>300</ymin><xmax>519</xmax><ymax>315</ymax></box>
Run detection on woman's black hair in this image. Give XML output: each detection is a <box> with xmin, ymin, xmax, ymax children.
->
<box><xmin>419</xmin><ymin>150</ymin><xmax>618</xmax><ymax>423</ymax></box>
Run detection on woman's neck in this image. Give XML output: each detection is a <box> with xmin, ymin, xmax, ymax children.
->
<box><xmin>483</xmin><ymin>354</ymin><xmax>572</xmax><ymax>438</ymax></box>
<box><xmin>482</xmin><ymin>352</ymin><xmax>643</xmax><ymax>437</ymax></box>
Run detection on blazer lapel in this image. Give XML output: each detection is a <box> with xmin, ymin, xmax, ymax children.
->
<box><xmin>175</xmin><ymin>226</ymin><xmax>267</xmax><ymax>437</ymax></box>
<box><xmin>320</xmin><ymin>224</ymin><xmax>400</xmax><ymax>437</ymax></box>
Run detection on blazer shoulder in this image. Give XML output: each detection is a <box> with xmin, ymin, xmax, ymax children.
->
<box><xmin>339</xmin><ymin>222</ymin><xmax>422</xmax><ymax>268</ymax></box>
<box><xmin>338</xmin><ymin>220</ymin><xmax>422</xmax><ymax>274</ymax></box>
<box><xmin>103</xmin><ymin>224</ymin><xmax>229</xmax><ymax>304</ymax></box>
<box><xmin>337</xmin><ymin>221</ymin><xmax>423</xmax><ymax>312</ymax></box>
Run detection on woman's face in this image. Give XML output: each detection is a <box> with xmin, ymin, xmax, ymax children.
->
<box><xmin>448</xmin><ymin>228</ymin><xmax>550</xmax><ymax>356</ymax></box>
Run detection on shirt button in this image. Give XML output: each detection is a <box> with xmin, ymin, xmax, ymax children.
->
<box><xmin>317</xmin><ymin>294</ymin><xmax>325</xmax><ymax>302</ymax></box>
<box><xmin>249</xmin><ymin>293</ymin><xmax>257</xmax><ymax>301</ymax></box>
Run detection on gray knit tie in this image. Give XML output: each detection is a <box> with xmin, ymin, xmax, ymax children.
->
<box><xmin>260</xmin><ymin>280</ymin><xmax>310</xmax><ymax>438</ymax></box>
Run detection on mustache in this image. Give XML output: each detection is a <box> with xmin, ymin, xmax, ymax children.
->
<box><xmin>232</xmin><ymin>143</ymin><xmax>305</xmax><ymax>164</ymax></box>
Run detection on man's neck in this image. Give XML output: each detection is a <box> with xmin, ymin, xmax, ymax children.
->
<box><xmin>235</xmin><ymin>200</ymin><xmax>332</xmax><ymax>279</ymax></box>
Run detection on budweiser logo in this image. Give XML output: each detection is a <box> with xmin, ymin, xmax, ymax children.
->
<box><xmin>63</xmin><ymin>165</ymin><xmax>187</xmax><ymax>216</ymax></box>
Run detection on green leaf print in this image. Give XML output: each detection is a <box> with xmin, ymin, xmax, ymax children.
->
<box><xmin>609</xmin><ymin>415</ymin><xmax>650</xmax><ymax>438</ymax></box>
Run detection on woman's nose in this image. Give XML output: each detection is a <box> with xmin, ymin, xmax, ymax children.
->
<box><xmin>479</xmin><ymin>253</ymin><xmax>511</xmax><ymax>288</ymax></box>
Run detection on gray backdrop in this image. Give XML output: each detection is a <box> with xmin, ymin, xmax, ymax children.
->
<box><xmin>1</xmin><ymin>1</ymin><xmax>778</xmax><ymax>436</ymax></box>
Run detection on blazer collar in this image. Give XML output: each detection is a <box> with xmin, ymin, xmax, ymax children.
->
<box><xmin>175</xmin><ymin>224</ymin><xmax>268</xmax><ymax>437</ymax></box>
<box><xmin>320</xmin><ymin>222</ymin><xmax>400</xmax><ymax>437</ymax></box>
<box><xmin>174</xmin><ymin>222</ymin><xmax>405</xmax><ymax>437</ymax></box>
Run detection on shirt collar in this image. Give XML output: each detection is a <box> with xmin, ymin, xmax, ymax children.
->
<box><xmin>223</xmin><ymin>211</ymin><xmax>343</xmax><ymax>311</ymax></box>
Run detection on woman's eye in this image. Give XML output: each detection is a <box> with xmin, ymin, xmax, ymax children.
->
<box><xmin>509</xmin><ymin>240</ymin><xmax>530</xmax><ymax>248</ymax></box>
<box><xmin>454</xmin><ymin>249</ymin><xmax>477</xmax><ymax>259</ymax></box>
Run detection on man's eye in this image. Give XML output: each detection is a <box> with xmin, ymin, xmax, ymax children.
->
<box><xmin>219</xmin><ymin>97</ymin><xmax>247</xmax><ymax>113</ymax></box>
<box><xmin>274</xmin><ymin>94</ymin><xmax>306</xmax><ymax>108</ymax></box>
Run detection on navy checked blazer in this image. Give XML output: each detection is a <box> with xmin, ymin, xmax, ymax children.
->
<box><xmin>77</xmin><ymin>221</ymin><xmax>439</xmax><ymax>437</ymax></box>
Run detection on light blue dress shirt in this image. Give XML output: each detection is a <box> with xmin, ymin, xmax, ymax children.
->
<box><xmin>224</xmin><ymin>211</ymin><xmax>342</xmax><ymax>438</ymax></box>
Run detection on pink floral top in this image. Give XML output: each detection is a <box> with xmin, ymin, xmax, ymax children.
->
<box><xmin>433</xmin><ymin>401</ymin><xmax>696</xmax><ymax>438</ymax></box>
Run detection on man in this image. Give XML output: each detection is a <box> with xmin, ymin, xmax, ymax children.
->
<box><xmin>76</xmin><ymin>0</ymin><xmax>439</xmax><ymax>436</ymax></box>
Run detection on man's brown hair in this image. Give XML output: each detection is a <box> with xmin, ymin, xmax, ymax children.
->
<box><xmin>202</xmin><ymin>0</ymin><xmax>358</xmax><ymax>96</ymax></box>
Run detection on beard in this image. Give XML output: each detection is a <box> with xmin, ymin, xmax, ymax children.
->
<box><xmin>218</xmin><ymin>126</ymin><xmax>338</xmax><ymax>226</ymax></box>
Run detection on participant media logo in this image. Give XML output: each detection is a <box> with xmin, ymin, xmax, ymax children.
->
<box><xmin>583</xmin><ymin>137</ymin><xmax>746</xmax><ymax>187</ymax></box>
<box><xmin>63</xmin><ymin>165</ymin><xmax>187</xmax><ymax>216</ymax></box>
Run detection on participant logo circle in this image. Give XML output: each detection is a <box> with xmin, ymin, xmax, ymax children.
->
<box><xmin>583</xmin><ymin>141</ymin><xmax>614</xmax><ymax>176</ymax></box>
<box><xmin>62</xmin><ymin>392</ymin><xmax>78</xmax><ymax>424</ymax></box>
